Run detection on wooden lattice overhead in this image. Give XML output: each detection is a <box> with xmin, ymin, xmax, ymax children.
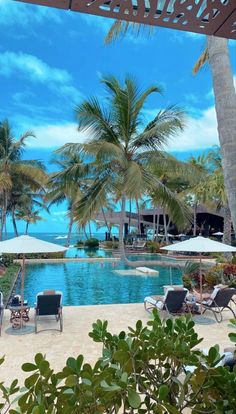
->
<box><xmin>14</xmin><ymin>0</ymin><xmax>236</xmax><ymax>40</ymax></box>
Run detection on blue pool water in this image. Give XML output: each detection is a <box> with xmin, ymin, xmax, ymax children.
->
<box><xmin>18</xmin><ymin>260</ymin><xmax>182</xmax><ymax>306</ymax></box>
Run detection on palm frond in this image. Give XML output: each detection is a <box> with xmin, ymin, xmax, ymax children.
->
<box><xmin>104</xmin><ymin>20</ymin><xmax>154</xmax><ymax>45</ymax></box>
<box><xmin>192</xmin><ymin>48</ymin><xmax>209</xmax><ymax>75</ymax></box>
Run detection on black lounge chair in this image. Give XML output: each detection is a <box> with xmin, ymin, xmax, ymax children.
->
<box><xmin>35</xmin><ymin>290</ymin><xmax>63</xmax><ymax>333</ymax></box>
<box><xmin>199</xmin><ymin>287</ymin><xmax>236</xmax><ymax>323</ymax></box>
<box><xmin>144</xmin><ymin>288</ymin><xmax>188</xmax><ymax>315</ymax></box>
<box><xmin>0</xmin><ymin>292</ymin><xmax>3</xmax><ymax>336</ymax></box>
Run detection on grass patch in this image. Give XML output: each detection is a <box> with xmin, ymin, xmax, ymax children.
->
<box><xmin>0</xmin><ymin>264</ymin><xmax>20</xmax><ymax>305</ymax></box>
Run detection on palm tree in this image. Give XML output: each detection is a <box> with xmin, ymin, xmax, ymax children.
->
<box><xmin>47</xmin><ymin>152</ymin><xmax>89</xmax><ymax>247</ymax></box>
<box><xmin>105</xmin><ymin>24</ymin><xmax>236</xmax><ymax>235</ymax></box>
<box><xmin>60</xmin><ymin>76</ymin><xmax>190</xmax><ymax>253</ymax></box>
<box><xmin>203</xmin><ymin>37</ymin><xmax>236</xmax><ymax>234</ymax></box>
<box><xmin>15</xmin><ymin>203</ymin><xmax>44</xmax><ymax>235</ymax></box>
<box><xmin>206</xmin><ymin>147</ymin><xmax>231</xmax><ymax>245</ymax></box>
<box><xmin>0</xmin><ymin>120</ymin><xmax>47</xmax><ymax>239</ymax></box>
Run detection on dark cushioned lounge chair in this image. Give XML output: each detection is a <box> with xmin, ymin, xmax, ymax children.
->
<box><xmin>199</xmin><ymin>287</ymin><xmax>236</xmax><ymax>323</ymax></box>
<box><xmin>35</xmin><ymin>290</ymin><xmax>63</xmax><ymax>333</ymax></box>
<box><xmin>144</xmin><ymin>288</ymin><xmax>188</xmax><ymax>315</ymax></box>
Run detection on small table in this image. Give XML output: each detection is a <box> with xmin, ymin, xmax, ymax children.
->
<box><xmin>9</xmin><ymin>305</ymin><xmax>30</xmax><ymax>329</ymax></box>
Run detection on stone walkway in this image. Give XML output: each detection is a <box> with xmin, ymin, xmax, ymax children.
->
<box><xmin>0</xmin><ymin>303</ymin><xmax>234</xmax><ymax>385</ymax></box>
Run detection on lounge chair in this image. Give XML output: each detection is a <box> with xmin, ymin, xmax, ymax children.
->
<box><xmin>35</xmin><ymin>290</ymin><xmax>63</xmax><ymax>333</ymax></box>
<box><xmin>197</xmin><ymin>287</ymin><xmax>236</xmax><ymax>322</ymax></box>
<box><xmin>131</xmin><ymin>240</ymin><xmax>146</xmax><ymax>250</ymax></box>
<box><xmin>144</xmin><ymin>287</ymin><xmax>188</xmax><ymax>315</ymax></box>
<box><xmin>0</xmin><ymin>292</ymin><xmax>3</xmax><ymax>336</ymax></box>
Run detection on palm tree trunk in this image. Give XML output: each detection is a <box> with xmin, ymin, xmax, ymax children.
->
<box><xmin>163</xmin><ymin>211</ymin><xmax>168</xmax><ymax>243</ymax></box>
<box><xmin>25</xmin><ymin>221</ymin><xmax>29</xmax><ymax>235</ymax></box>
<box><xmin>136</xmin><ymin>199</ymin><xmax>140</xmax><ymax>235</ymax></box>
<box><xmin>207</xmin><ymin>36</ymin><xmax>236</xmax><ymax>233</ymax></box>
<box><xmin>88</xmin><ymin>221</ymin><xmax>92</xmax><ymax>238</ymax></box>
<box><xmin>11</xmin><ymin>206</ymin><xmax>18</xmax><ymax>237</ymax></box>
<box><xmin>119</xmin><ymin>193</ymin><xmax>126</xmax><ymax>254</ymax></box>
<box><xmin>128</xmin><ymin>199</ymin><xmax>131</xmax><ymax>234</ymax></box>
<box><xmin>152</xmin><ymin>208</ymin><xmax>156</xmax><ymax>241</ymax></box>
<box><xmin>66</xmin><ymin>213</ymin><xmax>74</xmax><ymax>247</ymax></box>
<box><xmin>193</xmin><ymin>204</ymin><xmax>197</xmax><ymax>236</ymax></box>
<box><xmin>156</xmin><ymin>213</ymin><xmax>160</xmax><ymax>242</ymax></box>
<box><xmin>0</xmin><ymin>193</ymin><xmax>7</xmax><ymax>240</ymax></box>
<box><xmin>223</xmin><ymin>203</ymin><xmax>232</xmax><ymax>245</ymax></box>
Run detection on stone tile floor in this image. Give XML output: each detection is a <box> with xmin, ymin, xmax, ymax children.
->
<box><xmin>0</xmin><ymin>303</ymin><xmax>234</xmax><ymax>385</ymax></box>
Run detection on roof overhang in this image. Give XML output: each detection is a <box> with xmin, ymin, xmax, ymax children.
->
<box><xmin>14</xmin><ymin>0</ymin><xmax>236</xmax><ymax>40</ymax></box>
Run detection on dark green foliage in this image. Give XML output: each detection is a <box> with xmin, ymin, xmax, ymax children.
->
<box><xmin>0</xmin><ymin>264</ymin><xmax>20</xmax><ymax>304</ymax></box>
<box><xmin>146</xmin><ymin>240</ymin><xmax>160</xmax><ymax>253</ymax></box>
<box><xmin>1</xmin><ymin>312</ymin><xmax>236</xmax><ymax>413</ymax></box>
<box><xmin>102</xmin><ymin>240</ymin><xmax>119</xmax><ymax>249</ymax></box>
<box><xmin>84</xmin><ymin>238</ymin><xmax>99</xmax><ymax>248</ymax></box>
<box><xmin>76</xmin><ymin>240</ymin><xmax>84</xmax><ymax>247</ymax></box>
<box><xmin>4</xmin><ymin>252</ymin><xmax>65</xmax><ymax>260</ymax></box>
<box><xmin>1</xmin><ymin>254</ymin><xmax>14</xmax><ymax>267</ymax></box>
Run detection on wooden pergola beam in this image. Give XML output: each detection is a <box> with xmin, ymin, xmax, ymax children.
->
<box><xmin>14</xmin><ymin>0</ymin><xmax>236</xmax><ymax>40</ymax></box>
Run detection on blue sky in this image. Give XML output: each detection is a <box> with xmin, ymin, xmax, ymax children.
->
<box><xmin>0</xmin><ymin>0</ymin><xmax>236</xmax><ymax>234</ymax></box>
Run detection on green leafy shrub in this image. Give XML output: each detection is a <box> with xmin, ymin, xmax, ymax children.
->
<box><xmin>3</xmin><ymin>252</ymin><xmax>65</xmax><ymax>260</ymax></box>
<box><xmin>76</xmin><ymin>240</ymin><xmax>84</xmax><ymax>248</ymax></box>
<box><xmin>103</xmin><ymin>240</ymin><xmax>119</xmax><ymax>249</ymax></box>
<box><xmin>181</xmin><ymin>261</ymin><xmax>200</xmax><ymax>289</ymax></box>
<box><xmin>146</xmin><ymin>241</ymin><xmax>160</xmax><ymax>253</ymax></box>
<box><xmin>1</xmin><ymin>312</ymin><xmax>236</xmax><ymax>413</ymax></box>
<box><xmin>182</xmin><ymin>275</ymin><xmax>192</xmax><ymax>289</ymax></box>
<box><xmin>1</xmin><ymin>254</ymin><xmax>13</xmax><ymax>267</ymax></box>
<box><xmin>0</xmin><ymin>264</ymin><xmax>20</xmax><ymax>304</ymax></box>
<box><xmin>84</xmin><ymin>238</ymin><xmax>99</xmax><ymax>248</ymax></box>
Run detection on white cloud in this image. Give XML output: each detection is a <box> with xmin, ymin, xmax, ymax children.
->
<box><xmin>169</xmin><ymin>106</ymin><xmax>218</xmax><ymax>151</ymax></box>
<box><xmin>0</xmin><ymin>0</ymin><xmax>61</xmax><ymax>26</ymax></box>
<box><xmin>0</xmin><ymin>51</ymin><xmax>70</xmax><ymax>82</ymax></box>
<box><xmin>25</xmin><ymin>122</ymin><xmax>91</xmax><ymax>148</ymax></box>
<box><xmin>0</xmin><ymin>51</ymin><xmax>81</xmax><ymax>102</ymax></box>
<box><xmin>53</xmin><ymin>211</ymin><xmax>67</xmax><ymax>216</ymax></box>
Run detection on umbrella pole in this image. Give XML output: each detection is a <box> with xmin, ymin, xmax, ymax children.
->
<box><xmin>169</xmin><ymin>267</ymin><xmax>173</xmax><ymax>286</ymax></box>
<box><xmin>199</xmin><ymin>254</ymin><xmax>203</xmax><ymax>314</ymax></box>
<box><xmin>20</xmin><ymin>254</ymin><xmax>25</xmax><ymax>329</ymax></box>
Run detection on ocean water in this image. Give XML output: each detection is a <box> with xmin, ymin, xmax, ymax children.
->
<box><xmin>2</xmin><ymin>232</ymin><xmax>105</xmax><ymax>246</ymax></box>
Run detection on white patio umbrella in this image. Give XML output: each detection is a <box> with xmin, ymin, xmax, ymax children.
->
<box><xmin>0</xmin><ymin>235</ymin><xmax>67</xmax><ymax>330</ymax></box>
<box><xmin>212</xmin><ymin>232</ymin><xmax>224</xmax><ymax>236</ymax></box>
<box><xmin>160</xmin><ymin>236</ymin><xmax>236</xmax><ymax>308</ymax></box>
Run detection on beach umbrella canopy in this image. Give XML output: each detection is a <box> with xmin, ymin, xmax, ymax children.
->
<box><xmin>160</xmin><ymin>236</ymin><xmax>236</xmax><ymax>253</ymax></box>
<box><xmin>0</xmin><ymin>235</ymin><xmax>67</xmax><ymax>254</ymax></box>
<box><xmin>212</xmin><ymin>232</ymin><xmax>224</xmax><ymax>236</ymax></box>
<box><xmin>0</xmin><ymin>235</ymin><xmax>67</xmax><ymax>331</ymax></box>
<box><xmin>161</xmin><ymin>236</ymin><xmax>236</xmax><ymax>312</ymax></box>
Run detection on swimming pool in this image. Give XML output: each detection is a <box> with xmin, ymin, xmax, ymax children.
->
<box><xmin>17</xmin><ymin>260</ymin><xmax>182</xmax><ymax>306</ymax></box>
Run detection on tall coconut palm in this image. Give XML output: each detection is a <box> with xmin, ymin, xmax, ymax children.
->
<box><xmin>193</xmin><ymin>37</ymin><xmax>236</xmax><ymax>233</ymax></box>
<box><xmin>47</xmin><ymin>152</ymin><xmax>89</xmax><ymax>247</ymax></box>
<box><xmin>106</xmin><ymin>24</ymin><xmax>236</xmax><ymax>234</ymax></box>
<box><xmin>60</xmin><ymin>76</ymin><xmax>190</xmax><ymax>253</ymax></box>
<box><xmin>0</xmin><ymin>120</ymin><xmax>47</xmax><ymax>239</ymax></box>
<box><xmin>206</xmin><ymin>147</ymin><xmax>232</xmax><ymax>245</ymax></box>
<box><xmin>15</xmin><ymin>195</ymin><xmax>46</xmax><ymax>235</ymax></box>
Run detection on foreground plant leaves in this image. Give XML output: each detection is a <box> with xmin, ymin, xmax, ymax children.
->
<box><xmin>1</xmin><ymin>311</ymin><xmax>236</xmax><ymax>413</ymax></box>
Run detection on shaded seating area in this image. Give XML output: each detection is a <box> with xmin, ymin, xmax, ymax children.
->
<box><xmin>0</xmin><ymin>292</ymin><xmax>3</xmax><ymax>336</ymax></box>
<box><xmin>197</xmin><ymin>287</ymin><xmax>236</xmax><ymax>323</ymax></box>
<box><xmin>35</xmin><ymin>290</ymin><xmax>63</xmax><ymax>333</ymax></box>
<box><xmin>144</xmin><ymin>287</ymin><xmax>188</xmax><ymax>315</ymax></box>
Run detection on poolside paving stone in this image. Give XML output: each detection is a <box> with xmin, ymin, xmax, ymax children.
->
<box><xmin>0</xmin><ymin>303</ymin><xmax>234</xmax><ymax>385</ymax></box>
